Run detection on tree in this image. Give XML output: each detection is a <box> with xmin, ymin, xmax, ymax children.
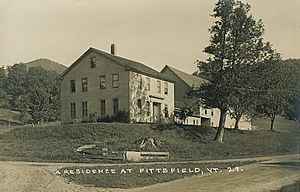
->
<box><xmin>254</xmin><ymin>60</ymin><xmax>297</xmax><ymax>130</ymax></box>
<box><xmin>0</xmin><ymin>66</ymin><xmax>9</xmax><ymax>108</ymax></box>
<box><xmin>6</xmin><ymin>64</ymin><xmax>60</xmax><ymax>123</ymax></box>
<box><xmin>23</xmin><ymin>66</ymin><xmax>60</xmax><ymax>123</ymax></box>
<box><xmin>6</xmin><ymin>63</ymin><xmax>27</xmax><ymax>110</ymax></box>
<box><xmin>194</xmin><ymin>0</ymin><xmax>278</xmax><ymax>142</ymax></box>
<box><xmin>282</xmin><ymin>59</ymin><xmax>300</xmax><ymax>122</ymax></box>
<box><xmin>0</xmin><ymin>66</ymin><xmax>6</xmax><ymax>88</ymax></box>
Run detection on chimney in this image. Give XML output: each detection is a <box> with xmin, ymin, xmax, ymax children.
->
<box><xmin>111</xmin><ymin>44</ymin><xmax>116</xmax><ymax>55</ymax></box>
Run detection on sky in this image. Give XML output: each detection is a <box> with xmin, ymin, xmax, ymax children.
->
<box><xmin>1</xmin><ymin>0</ymin><xmax>300</xmax><ymax>74</ymax></box>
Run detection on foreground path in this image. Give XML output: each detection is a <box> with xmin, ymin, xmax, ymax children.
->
<box><xmin>0</xmin><ymin>154</ymin><xmax>298</xmax><ymax>192</ymax></box>
<box><xmin>129</xmin><ymin>154</ymin><xmax>300</xmax><ymax>192</ymax></box>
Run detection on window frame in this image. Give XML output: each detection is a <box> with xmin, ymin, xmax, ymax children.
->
<box><xmin>82</xmin><ymin>101</ymin><xmax>88</xmax><ymax>118</ymax></box>
<box><xmin>157</xmin><ymin>80</ymin><xmax>161</xmax><ymax>93</ymax></box>
<box><xmin>146</xmin><ymin>77</ymin><xmax>150</xmax><ymax>91</ymax></box>
<box><xmin>90</xmin><ymin>57</ymin><xmax>96</xmax><ymax>68</ymax></box>
<box><xmin>112</xmin><ymin>73</ymin><xmax>119</xmax><ymax>88</ymax></box>
<box><xmin>70</xmin><ymin>102</ymin><xmax>76</xmax><ymax>119</ymax></box>
<box><xmin>82</xmin><ymin>77</ymin><xmax>88</xmax><ymax>92</ymax></box>
<box><xmin>70</xmin><ymin>79</ymin><xmax>76</xmax><ymax>93</ymax></box>
<box><xmin>164</xmin><ymin>104</ymin><xmax>169</xmax><ymax>118</ymax></box>
<box><xmin>164</xmin><ymin>82</ymin><xmax>168</xmax><ymax>94</ymax></box>
<box><xmin>100</xmin><ymin>100</ymin><xmax>106</xmax><ymax>116</ymax></box>
<box><xmin>113</xmin><ymin>98</ymin><xmax>119</xmax><ymax>115</ymax></box>
<box><xmin>100</xmin><ymin>75</ymin><xmax>106</xmax><ymax>89</ymax></box>
<box><xmin>138</xmin><ymin>75</ymin><xmax>142</xmax><ymax>89</ymax></box>
<box><xmin>146</xmin><ymin>101</ymin><xmax>150</xmax><ymax>116</ymax></box>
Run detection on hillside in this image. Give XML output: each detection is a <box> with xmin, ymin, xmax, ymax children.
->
<box><xmin>252</xmin><ymin>115</ymin><xmax>299</xmax><ymax>132</ymax></box>
<box><xmin>24</xmin><ymin>58</ymin><xmax>67</xmax><ymax>74</ymax></box>
<box><xmin>0</xmin><ymin>123</ymin><xmax>298</xmax><ymax>162</ymax></box>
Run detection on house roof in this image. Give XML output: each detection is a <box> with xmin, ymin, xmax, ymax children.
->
<box><xmin>59</xmin><ymin>47</ymin><xmax>174</xmax><ymax>82</ymax></box>
<box><xmin>161</xmin><ymin>65</ymin><xmax>208</xmax><ymax>88</ymax></box>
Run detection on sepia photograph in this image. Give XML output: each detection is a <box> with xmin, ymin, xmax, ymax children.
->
<box><xmin>0</xmin><ymin>0</ymin><xmax>299</xmax><ymax>191</ymax></box>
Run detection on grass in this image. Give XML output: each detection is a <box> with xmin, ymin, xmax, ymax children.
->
<box><xmin>59</xmin><ymin>161</ymin><xmax>254</xmax><ymax>189</ymax></box>
<box><xmin>274</xmin><ymin>181</ymin><xmax>300</xmax><ymax>192</ymax></box>
<box><xmin>0</xmin><ymin>121</ymin><xmax>298</xmax><ymax>162</ymax></box>
<box><xmin>252</xmin><ymin>115</ymin><xmax>299</xmax><ymax>132</ymax></box>
<box><xmin>0</xmin><ymin>108</ymin><xmax>19</xmax><ymax>119</ymax></box>
<box><xmin>0</xmin><ymin>108</ymin><xmax>21</xmax><ymax>126</ymax></box>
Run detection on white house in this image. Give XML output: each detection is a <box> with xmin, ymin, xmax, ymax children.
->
<box><xmin>161</xmin><ymin>65</ymin><xmax>251</xmax><ymax>130</ymax></box>
<box><xmin>58</xmin><ymin>45</ymin><xmax>174</xmax><ymax>124</ymax></box>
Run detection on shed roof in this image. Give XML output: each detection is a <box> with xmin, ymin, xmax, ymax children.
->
<box><xmin>161</xmin><ymin>65</ymin><xmax>208</xmax><ymax>88</ymax></box>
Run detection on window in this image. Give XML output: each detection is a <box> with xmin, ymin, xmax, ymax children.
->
<box><xmin>164</xmin><ymin>82</ymin><xmax>168</xmax><ymax>94</ymax></box>
<box><xmin>100</xmin><ymin>100</ymin><xmax>106</xmax><ymax>116</ymax></box>
<box><xmin>211</xmin><ymin>111</ymin><xmax>214</xmax><ymax>116</ymax></box>
<box><xmin>157</xmin><ymin>80</ymin><xmax>161</xmax><ymax>93</ymax></box>
<box><xmin>112</xmin><ymin>73</ymin><xmax>119</xmax><ymax>88</ymax></box>
<box><xmin>138</xmin><ymin>75</ymin><xmax>142</xmax><ymax>88</ymax></box>
<box><xmin>82</xmin><ymin>101</ymin><xmax>88</xmax><ymax>118</ymax></box>
<box><xmin>137</xmin><ymin>99</ymin><xmax>142</xmax><ymax>114</ymax></box>
<box><xmin>113</xmin><ymin>98</ymin><xmax>119</xmax><ymax>114</ymax></box>
<box><xmin>146</xmin><ymin>77</ymin><xmax>150</xmax><ymax>91</ymax></box>
<box><xmin>90</xmin><ymin>57</ymin><xmax>96</xmax><ymax>68</ymax></box>
<box><xmin>204</xmin><ymin>109</ymin><xmax>207</xmax><ymax>115</ymax></box>
<box><xmin>164</xmin><ymin>104</ymin><xmax>169</xmax><ymax>118</ymax></box>
<box><xmin>137</xmin><ymin>99</ymin><xmax>142</xmax><ymax>109</ymax></box>
<box><xmin>146</xmin><ymin>101</ymin><xmax>150</xmax><ymax>116</ymax></box>
<box><xmin>82</xmin><ymin>77</ymin><xmax>88</xmax><ymax>92</ymax></box>
<box><xmin>70</xmin><ymin>103</ymin><xmax>76</xmax><ymax>119</ymax></box>
<box><xmin>70</xmin><ymin>80</ymin><xmax>76</xmax><ymax>93</ymax></box>
<box><xmin>100</xmin><ymin>75</ymin><xmax>106</xmax><ymax>89</ymax></box>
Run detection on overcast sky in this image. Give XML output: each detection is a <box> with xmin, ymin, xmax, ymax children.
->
<box><xmin>1</xmin><ymin>0</ymin><xmax>299</xmax><ymax>73</ymax></box>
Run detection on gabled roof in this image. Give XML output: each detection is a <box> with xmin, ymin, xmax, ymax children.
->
<box><xmin>161</xmin><ymin>65</ymin><xmax>208</xmax><ymax>88</ymax></box>
<box><xmin>59</xmin><ymin>47</ymin><xmax>174</xmax><ymax>82</ymax></box>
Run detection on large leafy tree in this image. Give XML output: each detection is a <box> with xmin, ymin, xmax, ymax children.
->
<box><xmin>6</xmin><ymin>64</ymin><xmax>60</xmax><ymax>123</ymax></box>
<box><xmin>282</xmin><ymin>59</ymin><xmax>300</xmax><ymax>122</ymax></box>
<box><xmin>22</xmin><ymin>66</ymin><xmax>61</xmax><ymax>123</ymax></box>
<box><xmin>6</xmin><ymin>63</ymin><xmax>27</xmax><ymax>110</ymax></box>
<box><xmin>194</xmin><ymin>0</ymin><xmax>279</xmax><ymax>142</ymax></box>
<box><xmin>0</xmin><ymin>66</ymin><xmax>9</xmax><ymax>108</ymax></box>
<box><xmin>254</xmin><ymin>59</ymin><xmax>299</xmax><ymax>130</ymax></box>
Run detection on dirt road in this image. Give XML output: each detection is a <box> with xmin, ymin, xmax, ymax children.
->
<box><xmin>0</xmin><ymin>154</ymin><xmax>298</xmax><ymax>192</ymax></box>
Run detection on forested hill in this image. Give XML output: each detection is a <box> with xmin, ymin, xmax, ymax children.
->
<box><xmin>24</xmin><ymin>58</ymin><xmax>67</xmax><ymax>74</ymax></box>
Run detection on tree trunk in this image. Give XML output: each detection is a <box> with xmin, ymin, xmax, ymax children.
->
<box><xmin>234</xmin><ymin>114</ymin><xmax>242</xmax><ymax>130</ymax></box>
<box><xmin>214</xmin><ymin>109</ymin><xmax>227</xmax><ymax>143</ymax></box>
<box><xmin>270</xmin><ymin>114</ymin><xmax>276</xmax><ymax>131</ymax></box>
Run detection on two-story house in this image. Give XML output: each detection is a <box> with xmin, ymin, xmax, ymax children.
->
<box><xmin>161</xmin><ymin>65</ymin><xmax>251</xmax><ymax>130</ymax></box>
<box><xmin>59</xmin><ymin>46</ymin><xmax>174</xmax><ymax>124</ymax></box>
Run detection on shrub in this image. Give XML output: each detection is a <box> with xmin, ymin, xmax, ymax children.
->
<box><xmin>97</xmin><ymin>110</ymin><xmax>129</xmax><ymax>123</ymax></box>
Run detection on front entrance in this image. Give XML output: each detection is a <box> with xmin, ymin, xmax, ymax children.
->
<box><xmin>153</xmin><ymin>102</ymin><xmax>161</xmax><ymax>122</ymax></box>
<box><xmin>201</xmin><ymin>117</ymin><xmax>211</xmax><ymax>127</ymax></box>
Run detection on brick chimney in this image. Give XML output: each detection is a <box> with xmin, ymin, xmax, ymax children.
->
<box><xmin>111</xmin><ymin>44</ymin><xmax>116</xmax><ymax>55</ymax></box>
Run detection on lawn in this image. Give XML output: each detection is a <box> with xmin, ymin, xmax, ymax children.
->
<box><xmin>275</xmin><ymin>181</ymin><xmax>300</xmax><ymax>192</ymax></box>
<box><xmin>252</xmin><ymin>115</ymin><xmax>299</xmax><ymax>132</ymax></box>
<box><xmin>0</xmin><ymin>121</ymin><xmax>298</xmax><ymax>162</ymax></box>
<box><xmin>0</xmin><ymin>108</ymin><xmax>20</xmax><ymax>120</ymax></box>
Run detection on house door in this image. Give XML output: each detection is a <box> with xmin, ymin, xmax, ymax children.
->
<box><xmin>153</xmin><ymin>102</ymin><xmax>161</xmax><ymax>122</ymax></box>
<box><xmin>201</xmin><ymin>117</ymin><xmax>211</xmax><ymax>127</ymax></box>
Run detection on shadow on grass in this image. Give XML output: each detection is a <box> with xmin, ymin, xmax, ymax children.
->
<box><xmin>262</xmin><ymin>161</ymin><xmax>300</xmax><ymax>169</ymax></box>
<box><xmin>150</xmin><ymin>124</ymin><xmax>216</xmax><ymax>143</ymax></box>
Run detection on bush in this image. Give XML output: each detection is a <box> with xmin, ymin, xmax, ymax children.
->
<box><xmin>97</xmin><ymin>110</ymin><xmax>129</xmax><ymax>123</ymax></box>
